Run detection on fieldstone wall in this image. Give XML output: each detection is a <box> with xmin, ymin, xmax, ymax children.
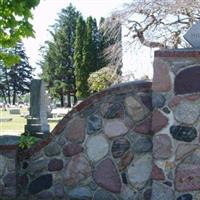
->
<box><xmin>151</xmin><ymin>49</ymin><xmax>200</xmax><ymax>200</ymax></box>
<box><xmin>0</xmin><ymin>145</ymin><xmax>17</xmax><ymax>200</ymax></box>
<box><xmin>1</xmin><ymin>49</ymin><xmax>200</xmax><ymax>200</ymax></box>
<box><xmin>16</xmin><ymin>81</ymin><xmax>153</xmax><ymax>200</ymax></box>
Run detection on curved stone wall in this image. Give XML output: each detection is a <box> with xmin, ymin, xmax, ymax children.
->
<box><xmin>16</xmin><ymin>81</ymin><xmax>153</xmax><ymax>200</ymax></box>
<box><xmin>2</xmin><ymin>49</ymin><xmax>200</xmax><ymax>200</ymax></box>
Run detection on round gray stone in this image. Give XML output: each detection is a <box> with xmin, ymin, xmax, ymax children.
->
<box><xmin>174</xmin><ymin>101</ymin><xmax>200</xmax><ymax>124</ymax></box>
<box><xmin>93</xmin><ymin>189</ymin><xmax>117</xmax><ymax>200</ymax></box>
<box><xmin>151</xmin><ymin>182</ymin><xmax>174</xmax><ymax>200</ymax></box>
<box><xmin>44</xmin><ymin>142</ymin><xmax>61</xmax><ymax>157</ymax></box>
<box><xmin>86</xmin><ymin>135</ymin><xmax>109</xmax><ymax>162</ymax></box>
<box><xmin>152</xmin><ymin>92</ymin><xmax>166</xmax><ymax>108</ymax></box>
<box><xmin>128</xmin><ymin>154</ymin><xmax>152</xmax><ymax>190</ymax></box>
<box><xmin>68</xmin><ymin>187</ymin><xmax>92</xmax><ymax>200</ymax></box>
<box><xmin>131</xmin><ymin>134</ymin><xmax>152</xmax><ymax>153</ymax></box>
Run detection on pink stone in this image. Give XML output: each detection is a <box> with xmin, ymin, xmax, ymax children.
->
<box><xmin>151</xmin><ymin>110</ymin><xmax>168</xmax><ymax>133</ymax></box>
<box><xmin>93</xmin><ymin>158</ymin><xmax>121</xmax><ymax>193</ymax></box>
<box><xmin>48</xmin><ymin>159</ymin><xmax>63</xmax><ymax>171</ymax></box>
<box><xmin>153</xmin><ymin>134</ymin><xmax>172</xmax><ymax>159</ymax></box>
<box><xmin>104</xmin><ymin>119</ymin><xmax>128</xmax><ymax>138</ymax></box>
<box><xmin>152</xmin><ymin>58</ymin><xmax>172</xmax><ymax>92</ymax></box>
<box><xmin>64</xmin><ymin>154</ymin><xmax>91</xmax><ymax>186</ymax></box>
<box><xmin>152</xmin><ymin>163</ymin><xmax>165</xmax><ymax>180</ymax></box>
<box><xmin>176</xmin><ymin>164</ymin><xmax>200</xmax><ymax>192</ymax></box>
<box><xmin>185</xmin><ymin>94</ymin><xmax>200</xmax><ymax>101</ymax></box>
<box><xmin>134</xmin><ymin>116</ymin><xmax>152</xmax><ymax>135</ymax></box>
<box><xmin>63</xmin><ymin>143</ymin><xmax>83</xmax><ymax>157</ymax></box>
<box><xmin>65</xmin><ymin>117</ymin><xmax>85</xmax><ymax>142</ymax></box>
<box><xmin>175</xmin><ymin>144</ymin><xmax>198</xmax><ymax>161</ymax></box>
<box><xmin>168</xmin><ymin>96</ymin><xmax>182</xmax><ymax>108</ymax></box>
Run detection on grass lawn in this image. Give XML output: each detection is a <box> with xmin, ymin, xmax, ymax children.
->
<box><xmin>0</xmin><ymin>108</ymin><xmax>57</xmax><ymax>135</ymax></box>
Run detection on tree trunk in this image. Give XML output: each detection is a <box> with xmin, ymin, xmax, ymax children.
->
<box><xmin>2</xmin><ymin>90</ymin><xmax>7</xmax><ymax>104</ymax></box>
<box><xmin>67</xmin><ymin>92</ymin><xmax>71</xmax><ymax>108</ymax></box>
<box><xmin>73</xmin><ymin>94</ymin><xmax>77</xmax><ymax>105</ymax></box>
<box><xmin>7</xmin><ymin>92</ymin><xmax>11</xmax><ymax>105</ymax></box>
<box><xmin>5</xmin><ymin>69</ymin><xmax>11</xmax><ymax>104</ymax></box>
<box><xmin>12</xmin><ymin>91</ymin><xmax>16</xmax><ymax>105</ymax></box>
<box><xmin>60</xmin><ymin>94</ymin><xmax>64</xmax><ymax>107</ymax></box>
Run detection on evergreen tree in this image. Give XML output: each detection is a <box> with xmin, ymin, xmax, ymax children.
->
<box><xmin>0</xmin><ymin>43</ymin><xmax>32</xmax><ymax>104</ymax></box>
<box><xmin>41</xmin><ymin>4</ymin><xmax>80</xmax><ymax>107</ymax></box>
<box><xmin>74</xmin><ymin>16</ymin><xmax>86</xmax><ymax>98</ymax></box>
<box><xmin>75</xmin><ymin>16</ymin><xmax>99</xmax><ymax>98</ymax></box>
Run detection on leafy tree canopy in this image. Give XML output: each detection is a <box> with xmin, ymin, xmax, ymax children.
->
<box><xmin>0</xmin><ymin>0</ymin><xmax>40</xmax><ymax>66</ymax></box>
<box><xmin>88</xmin><ymin>65</ymin><xmax>121</xmax><ymax>93</ymax></box>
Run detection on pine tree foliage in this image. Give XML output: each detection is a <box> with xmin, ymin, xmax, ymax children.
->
<box><xmin>74</xmin><ymin>16</ymin><xmax>101</xmax><ymax>98</ymax></box>
<box><xmin>41</xmin><ymin>4</ymin><xmax>80</xmax><ymax>107</ymax></box>
<box><xmin>0</xmin><ymin>42</ymin><xmax>32</xmax><ymax>104</ymax></box>
<box><xmin>74</xmin><ymin>16</ymin><xmax>86</xmax><ymax>98</ymax></box>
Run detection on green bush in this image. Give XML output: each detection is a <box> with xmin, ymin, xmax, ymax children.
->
<box><xmin>18</xmin><ymin>134</ymin><xmax>38</xmax><ymax>149</ymax></box>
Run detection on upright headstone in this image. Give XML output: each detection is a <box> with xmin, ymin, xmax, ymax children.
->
<box><xmin>184</xmin><ymin>19</ymin><xmax>200</xmax><ymax>48</ymax></box>
<box><xmin>25</xmin><ymin>79</ymin><xmax>49</xmax><ymax>136</ymax></box>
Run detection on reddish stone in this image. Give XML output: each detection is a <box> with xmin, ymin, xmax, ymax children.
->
<box><xmin>155</xmin><ymin>50</ymin><xmax>200</xmax><ymax>58</ymax></box>
<box><xmin>168</xmin><ymin>96</ymin><xmax>182</xmax><ymax>108</ymax></box>
<box><xmin>176</xmin><ymin>164</ymin><xmax>200</xmax><ymax>192</ymax></box>
<box><xmin>151</xmin><ymin>110</ymin><xmax>168</xmax><ymax>133</ymax></box>
<box><xmin>19</xmin><ymin>174</ymin><xmax>29</xmax><ymax>187</ymax></box>
<box><xmin>152</xmin><ymin>163</ymin><xmax>165</xmax><ymax>180</ymax></box>
<box><xmin>65</xmin><ymin>117</ymin><xmax>85</xmax><ymax>143</ymax></box>
<box><xmin>104</xmin><ymin>119</ymin><xmax>128</xmax><ymax>138</ymax></box>
<box><xmin>93</xmin><ymin>158</ymin><xmax>121</xmax><ymax>193</ymax></box>
<box><xmin>117</xmin><ymin>151</ymin><xmax>134</xmax><ymax>171</ymax></box>
<box><xmin>48</xmin><ymin>159</ymin><xmax>63</xmax><ymax>171</ymax></box>
<box><xmin>185</xmin><ymin>94</ymin><xmax>200</xmax><ymax>101</ymax></box>
<box><xmin>64</xmin><ymin>154</ymin><xmax>91</xmax><ymax>186</ymax></box>
<box><xmin>134</xmin><ymin>116</ymin><xmax>152</xmax><ymax>135</ymax></box>
<box><xmin>63</xmin><ymin>143</ymin><xmax>83</xmax><ymax>157</ymax></box>
<box><xmin>175</xmin><ymin>66</ymin><xmax>200</xmax><ymax>95</ymax></box>
<box><xmin>152</xmin><ymin>58</ymin><xmax>172</xmax><ymax>92</ymax></box>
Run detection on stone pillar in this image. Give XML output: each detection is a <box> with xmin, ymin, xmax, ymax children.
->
<box><xmin>25</xmin><ymin>79</ymin><xmax>49</xmax><ymax>136</ymax></box>
<box><xmin>151</xmin><ymin>49</ymin><xmax>200</xmax><ymax>200</ymax></box>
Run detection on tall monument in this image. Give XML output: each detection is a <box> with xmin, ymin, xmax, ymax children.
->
<box><xmin>25</xmin><ymin>79</ymin><xmax>49</xmax><ymax>136</ymax></box>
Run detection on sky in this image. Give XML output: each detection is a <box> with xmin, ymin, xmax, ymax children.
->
<box><xmin>23</xmin><ymin>0</ymin><xmax>153</xmax><ymax>79</ymax></box>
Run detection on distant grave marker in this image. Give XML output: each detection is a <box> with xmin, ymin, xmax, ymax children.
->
<box><xmin>25</xmin><ymin>79</ymin><xmax>49</xmax><ymax>136</ymax></box>
<box><xmin>184</xmin><ymin>20</ymin><xmax>200</xmax><ymax>48</ymax></box>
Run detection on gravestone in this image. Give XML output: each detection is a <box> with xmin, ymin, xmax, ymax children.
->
<box><xmin>184</xmin><ymin>19</ymin><xmax>200</xmax><ymax>48</ymax></box>
<box><xmin>25</xmin><ymin>79</ymin><xmax>49</xmax><ymax>136</ymax></box>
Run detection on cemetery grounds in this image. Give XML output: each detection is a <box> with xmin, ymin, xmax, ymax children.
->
<box><xmin>0</xmin><ymin>107</ymin><xmax>57</xmax><ymax>135</ymax></box>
